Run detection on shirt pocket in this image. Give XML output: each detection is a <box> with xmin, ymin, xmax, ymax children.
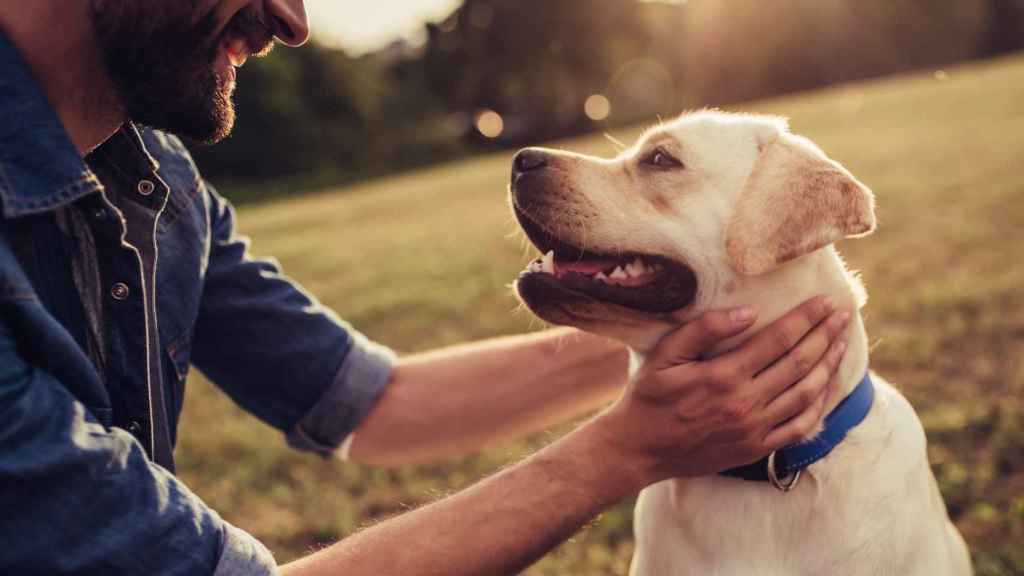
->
<box><xmin>86</xmin><ymin>406</ymin><xmax>115</xmax><ymax>428</ymax></box>
<box><xmin>165</xmin><ymin>331</ymin><xmax>193</xmax><ymax>439</ymax></box>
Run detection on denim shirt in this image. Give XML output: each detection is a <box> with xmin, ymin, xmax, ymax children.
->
<box><xmin>0</xmin><ymin>34</ymin><xmax>394</xmax><ymax>575</ymax></box>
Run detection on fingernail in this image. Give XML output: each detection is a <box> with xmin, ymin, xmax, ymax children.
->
<box><xmin>730</xmin><ymin>306</ymin><xmax>757</xmax><ymax>324</ymax></box>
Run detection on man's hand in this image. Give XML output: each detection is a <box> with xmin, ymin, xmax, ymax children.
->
<box><xmin>592</xmin><ymin>296</ymin><xmax>850</xmax><ymax>488</ymax></box>
<box><xmin>281</xmin><ymin>297</ymin><xmax>850</xmax><ymax>576</ymax></box>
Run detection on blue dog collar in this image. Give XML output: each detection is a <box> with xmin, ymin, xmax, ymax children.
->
<box><xmin>720</xmin><ymin>372</ymin><xmax>875</xmax><ymax>491</ymax></box>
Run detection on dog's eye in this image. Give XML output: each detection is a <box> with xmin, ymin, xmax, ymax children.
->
<box><xmin>642</xmin><ymin>148</ymin><xmax>683</xmax><ymax>169</ymax></box>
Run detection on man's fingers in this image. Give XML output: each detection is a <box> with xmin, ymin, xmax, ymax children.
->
<box><xmin>759</xmin><ymin>337</ymin><xmax>845</xmax><ymax>429</ymax></box>
<box><xmin>647</xmin><ymin>307</ymin><xmax>758</xmax><ymax>372</ymax></box>
<box><xmin>753</xmin><ymin>310</ymin><xmax>850</xmax><ymax>400</ymax></box>
<box><xmin>732</xmin><ymin>296</ymin><xmax>835</xmax><ymax>375</ymax></box>
<box><xmin>762</xmin><ymin>384</ymin><xmax>829</xmax><ymax>450</ymax></box>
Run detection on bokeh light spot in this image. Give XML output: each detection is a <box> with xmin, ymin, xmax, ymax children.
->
<box><xmin>475</xmin><ymin>109</ymin><xmax>504</xmax><ymax>138</ymax></box>
<box><xmin>584</xmin><ymin>94</ymin><xmax>612</xmax><ymax>121</ymax></box>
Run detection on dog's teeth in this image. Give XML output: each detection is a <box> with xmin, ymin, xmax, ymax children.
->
<box><xmin>540</xmin><ymin>250</ymin><xmax>555</xmax><ymax>274</ymax></box>
<box><xmin>610</xmin><ymin>266</ymin><xmax>628</xmax><ymax>279</ymax></box>
<box><xmin>625</xmin><ymin>259</ymin><xmax>647</xmax><ymax>278</ymax></box>
<box><xmin>595</xmin><ymin>271</ymin><xmax>608</xmax><ymax>282</ymax></box>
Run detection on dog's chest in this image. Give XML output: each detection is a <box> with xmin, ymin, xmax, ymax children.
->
<box><xmin>632</xmin><ymin>474</ymin><xmax>885</xmax><ymax>575</ymax></box>
<box><xmin>629</xmin><ymin>382</ymin><xmax>944</xmax><ymax>576</ymax></box>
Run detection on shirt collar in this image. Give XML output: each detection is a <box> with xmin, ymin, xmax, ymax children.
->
<box><xmin>0</xmin><ymin>32</ymin><xmax>107</xmax><ymax>218</ymax></box>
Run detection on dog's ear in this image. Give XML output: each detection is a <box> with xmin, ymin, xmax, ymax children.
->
<box><xmin>725</xmin><ymin>133</ymin><xmax>876</xmax><ymax>276</ymax></box>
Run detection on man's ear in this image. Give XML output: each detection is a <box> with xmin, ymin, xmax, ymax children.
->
<box><xmin>726</xmin><ymin>134</ymin><xmax>876</xmax><ymax>276</ymax></box>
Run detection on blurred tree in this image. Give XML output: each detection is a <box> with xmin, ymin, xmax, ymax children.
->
<box><xmin>987</xmin><ymin>0</ymin><xmax>1024</xmax><ymax>54</ymax></box>
<box><xmin>186</xmin><ymin>0</ymin><xmax>1024</xmax><ymax>201</ymax></box>
<box><xmin>422</xmin><ymin>0</ymin><xmax>665</xmax><ymax>142</ymax></box>
<box><xmin>675</xmin><ymin>0</ymin><xmax>994</xmax><ymax>105</ymax></box>
<box><xmin>190</xmin><ymin>44</ymin><xmax>374</xmax><ymax>181</ymax></box>
<box><xmin>189</xmin><ymin>42</ymin><xmax>462</xmax><ymax>199</ymax></box>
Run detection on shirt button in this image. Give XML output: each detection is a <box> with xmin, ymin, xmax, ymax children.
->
<box><xmin>110</xmin><ymin>283</ymin><xmax>130</xmax><ymax>300</ymax></box>
<box><xmin>92</xmin><ymin>207</ymin><xmax>107</xmax><ymax>220</ymax></box>
<box><xmin>127</xmin><ymin>421</ymin><xmax>142</xmax><ymax>436</ymax></box>
<box><xmin>137</xmin><ymin>179</ymin><xmax>156</xmax><ymax>196</ymax></box>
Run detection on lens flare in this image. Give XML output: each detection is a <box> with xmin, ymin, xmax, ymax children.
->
<box><xmin>476</xmin><ymin>109</ymin><xmax>504</xmax><ymax>138</ymax></box>
<box><xmin>584</xmin><ymin>94</ymin><xmax>612</xmax><ymax>121</ymax></box>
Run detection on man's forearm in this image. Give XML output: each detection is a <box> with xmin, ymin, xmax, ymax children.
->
<box><xmin>286</xmin><ymin>301</ymin><xmax>846</xmax><ymax>576</ymax></box>
<box><xmin>282</xmin><ymin>421</ymin><xmax>643</xmax><ymax>576</ymax></box>
<box><xmin>349</xmin><ymin>328</ymin><xmax>629</xmax><ymax>466</ymax></box>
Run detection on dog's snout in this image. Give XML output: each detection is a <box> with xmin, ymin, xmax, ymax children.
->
<box><xmin>513</xmin><ymin>149</ymin><xmax>550</xmax><ymax>176</ymax></box>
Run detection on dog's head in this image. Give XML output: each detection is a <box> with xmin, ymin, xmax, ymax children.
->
<box><xmin>510</xmin><ymin>111</ymin><xmax>875</xmax><ymax>350</ymax></box>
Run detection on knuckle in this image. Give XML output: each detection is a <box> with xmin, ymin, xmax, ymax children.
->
<box><xmin>797</xmin><ymin>384</ymin><xmax>818</xmax><ymax>407</ymax></box>
<box><xmin>721</xmin><ymin>398</ymin><xmax>752</xmax><ymax>422</ymax></box>
<box><xmin>807</xmin><ymin>363</ymin><xmax>831</xmax><ymax>389</ymax></box>
<box><xmin>772</xmin><ymin>326</ymin><xmax>799</xmax><ymax>352</ymax></box>
<box><xmin>675</xmin><ymin>401</ymin><xmax>697</xmax><ymax>421</ymax></box>
<box><xmin>790</xmin><ymin>348</ymin><xmax>814</xmax><ymax>376</ymax></box>
<box><xmin>700</xmin><ymin>313</ymin><xmax>725</xmax><ymax>334</ymax></box>
<box><xmin>808</xmin><ymin>296</ymin><xmax>832</xmax><ymax>320</ymax></box>
<box><xmin>708</xmin><ymin>364</ymin><xmax>735</xmax><ymax>388</ymax></box>
<box><xmin>828</xmin><ymin>345</ymin><xmax>846</xmax><ymax>369</ymax></box>
<box><xmin>644</xmin><ymin>373</ymin><xmax>673</xmax><ymax>399</ymax></box>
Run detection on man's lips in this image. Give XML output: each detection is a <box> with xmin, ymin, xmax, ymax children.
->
<box><xmin>224</xmin><ymin>36</ymin><xmax>251</xmax><ymax>68</ymax></box>
<box><xmin>220</xmin><ymin>12</ymin><xmax>273</xmax><ymax>70</ymax></box>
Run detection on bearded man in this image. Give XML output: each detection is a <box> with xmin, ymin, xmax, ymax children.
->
<box><xmin>0</xmin><ymin>2</ymin><xmax>849</xmax><ymax>574</ymax></box>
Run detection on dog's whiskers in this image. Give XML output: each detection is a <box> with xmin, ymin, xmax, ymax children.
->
<box><xmin>604</xmin><ymin>132</ymin><xmax>628</xmax><ymax>153</ymax></box>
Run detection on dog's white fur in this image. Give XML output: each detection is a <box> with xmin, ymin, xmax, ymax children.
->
<box><xmin>511</xmin><ymin>112</ymin><xmax>971</xmax><ymax>575</ymax></box>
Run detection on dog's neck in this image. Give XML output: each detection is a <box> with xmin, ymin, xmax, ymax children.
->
<box><xmin>633</xmin><ymin>246</ymin><xmax>870</xmax><ymax>422</ymax></box>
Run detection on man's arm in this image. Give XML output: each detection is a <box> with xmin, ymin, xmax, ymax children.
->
<box><xmin>0</xmin><ymin>315</ymin><xmax>276</xmax><ymax>575</ymax></box>
<box><xmin>284</xmin><ymin>298</ymin><xmax>850</xmax><ymax>576</ymax></box>
<box><xmin>348</xmin><ymin>327</ymin><xmax>627</xmax><ymax>466</ymax></box>
<box><xmin>347</xmin><ymin>297</ymin><xmax>847</xmax><ymax>467</ymax></box>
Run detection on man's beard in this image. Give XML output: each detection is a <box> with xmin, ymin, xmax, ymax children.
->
<box><xmin>89</xmin><ymin>1</ymin><xmax>269</xmax><ymax>144</ymax></box>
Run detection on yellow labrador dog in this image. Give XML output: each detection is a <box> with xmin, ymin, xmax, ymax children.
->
<box><xmin>509</xmin><ymin>111</ymin><xmax>971</xmax><ymax>575</ymax></box>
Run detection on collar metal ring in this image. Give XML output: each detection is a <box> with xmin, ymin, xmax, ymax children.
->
<box><xmin>767</xmin><ymin>450</ymin><xmax>801</xmax><ymax>492</ymax></box>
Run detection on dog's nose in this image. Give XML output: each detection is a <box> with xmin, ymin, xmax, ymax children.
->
<box><xmin>513</xmin><ymin>148</ymin><xmax>550</xmax><ymax>175</ymax></box>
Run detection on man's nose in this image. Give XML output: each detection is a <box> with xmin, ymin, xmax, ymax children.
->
<box><xmin>265</xmin><ymin>0</ymin><xmax>309</xmax><ymax>46</ymax></box>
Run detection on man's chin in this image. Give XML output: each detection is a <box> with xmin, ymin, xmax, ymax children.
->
<box><xmin>190</xmin><ymin>98</ymin><xmax>236</xmax><ymax>145</ymax></box>
<box><xmin>126</xmin><ymin>79</ymin><xmax>236</xmax><ymax>145</ymax></box>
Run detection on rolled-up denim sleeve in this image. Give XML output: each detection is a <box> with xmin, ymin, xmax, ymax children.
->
<box><xmin>286</xmin><ymin>329</ymin><xmax>395</xmax><ymax>456</ymax></box>
<box><xmin>191</xmin><ymin>184</ymin><xmax>394</xmax><ymax>455</ymax></box>
<box><xmin>216</xmin><ymin>521</ymin><xmax>278</xmax><ymax>576</ymax></box>
<box><xmin>0</xmin><ymin>320</ymin><xmax>277</xmax><ymax>575</ymax></box>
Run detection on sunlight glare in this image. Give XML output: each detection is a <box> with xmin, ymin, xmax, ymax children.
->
<box><xmin>307</xmin><ymin>0</ymin><xmax>462</xmax><ymax>54</ymax></box>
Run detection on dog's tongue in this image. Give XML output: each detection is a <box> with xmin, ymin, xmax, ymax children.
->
<box><xmin>555</xmin><ymin>258</ymin><xmax>618</xmax><ymax>276</ymax></box>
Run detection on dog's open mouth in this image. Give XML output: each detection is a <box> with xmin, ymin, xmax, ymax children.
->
<box><xmin>515</xmin><ymin>211</ymin><xmax>697</xmax><ymax>314</ymax></box>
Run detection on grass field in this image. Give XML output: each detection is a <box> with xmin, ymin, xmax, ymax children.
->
<box><xmin>177</xmin><ymin>54</ymin><xmax>1024</xmax><ymax>575</ymax></box>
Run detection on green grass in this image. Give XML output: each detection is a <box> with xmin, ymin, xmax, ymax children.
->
<box><xmin>178</xmin><ymin>54</ymin><xmax>1024</xmax><ymax>574</ymax></box>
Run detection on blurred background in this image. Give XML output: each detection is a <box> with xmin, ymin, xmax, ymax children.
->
<box><xmin>190</xmin><ymin>0</ymin><xmax>1024</xmax><ymax>202</ymax></box>
<box><xmin>177</xmin><ymin>1</ymin><xmax>1024</xmax><ymax>574</ymax></box>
